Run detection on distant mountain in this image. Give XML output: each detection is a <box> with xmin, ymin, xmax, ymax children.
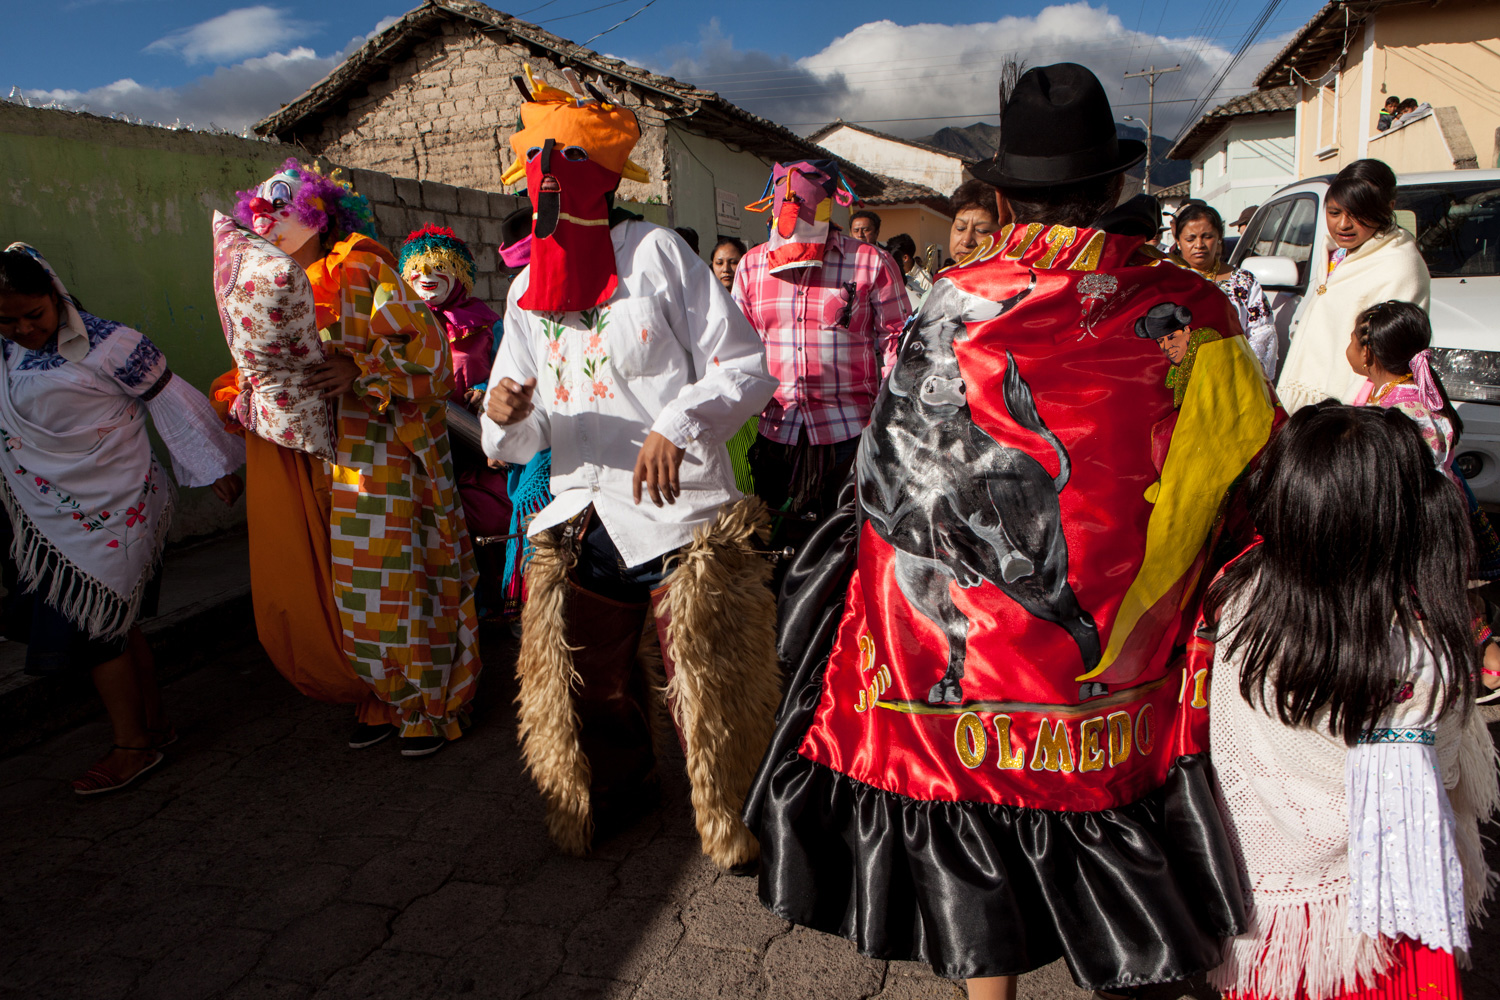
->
<box><xmin>917</xmin><ymin>122</ymin><xmax>1002</xmax><ymax>161</ymax></box>
<box><xmin>915</xmin><ymin>121</ymin><xmax>1188</xmax><ymax>190</ymax></box>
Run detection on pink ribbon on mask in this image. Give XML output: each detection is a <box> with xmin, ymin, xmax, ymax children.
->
<box><xmin>1409</xmin><ymin>349</ymin><xmax>1446</xmax><ymax>412</ymax></box>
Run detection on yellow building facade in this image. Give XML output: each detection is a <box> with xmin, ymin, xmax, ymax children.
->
<box><xmin>1256</xmin><ymin>0</ymin><xmax>1500</xmax><ymax>177</ymax></box>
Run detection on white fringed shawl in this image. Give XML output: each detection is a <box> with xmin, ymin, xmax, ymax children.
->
<box><xmin>0</xmin><ymin>246</ymin><xmax>243</xmax><ymax>639</ymax></box>
<box><xmin>1208</xmin><ymin>608</ymin><xmax>1498</xmax><ymax>1000</ymax></box>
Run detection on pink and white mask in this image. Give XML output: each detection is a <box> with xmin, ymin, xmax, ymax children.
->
<box><xmin>246</xmin><ymin>171</ymin><xmax>319</xmax><ymax>252</ymax></box>
<box><xmin>402</xmin><ymin>261</ymin><xmax>457</xmax><ymax>305</ymax></box>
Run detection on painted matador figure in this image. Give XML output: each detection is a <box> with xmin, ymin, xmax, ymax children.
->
<box><xmin>481</xmin><ymin>68</ymin><xmax>781</xmax><ymax>869</ymax></box>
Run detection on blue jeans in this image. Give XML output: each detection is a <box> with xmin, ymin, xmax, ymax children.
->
<box><xmin>572</xmin><ymin>510</ymin><xmax>668</xmax><ymax>605</ymax></box>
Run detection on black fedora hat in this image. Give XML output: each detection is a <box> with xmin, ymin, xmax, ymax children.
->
<box><xmin>1135</xmin><ymin>302</ymin><xmax>1193</xmax><ymax>339</ymax></box>
<box><xmin>971</xmin><ymin>63</ymin><xmax>1146</xmax><ymax>189</ymax></box>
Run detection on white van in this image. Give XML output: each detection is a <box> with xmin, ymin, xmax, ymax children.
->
<box><xmin>1230</xmin><ymin>169</ymin><xmax>1500</xmax><ymax>502</ymax></box>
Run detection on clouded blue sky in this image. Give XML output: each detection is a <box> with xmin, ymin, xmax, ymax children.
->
<box><xmin>4</xmin><ymin>0</ymin><xmax>1321</xmax><ymax>137</ymax></box>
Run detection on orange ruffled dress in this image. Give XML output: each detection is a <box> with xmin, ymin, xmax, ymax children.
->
<box><xmin>215</xmin><ymin>234</ymin><xmax>480</xmax><ymax>738</ymax></box>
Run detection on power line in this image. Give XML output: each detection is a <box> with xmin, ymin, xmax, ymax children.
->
<box><xmin>567</xmin><ymin>0</ymin><xmax>660</xmax><ymax>54</ymax></box>
<box><xmin>1171</xmin><ymin>0</ymin><xmax>1288</xmax><ymax>141</ymax></box>
<box><xmin>538</xmin><ymin>0</ymin><xmax>637</xmax><ymax>26</ymax></box>
<box><xmin>775</xmin><ymin>94</ymin><xmax>1246</xmax><ymax>127</ymax></box>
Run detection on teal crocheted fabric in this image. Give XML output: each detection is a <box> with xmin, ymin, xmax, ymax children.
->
<box><xmin>502</xmin><ymin>449</ymin><xmax>554</xmax><ymax>612</ymax></box>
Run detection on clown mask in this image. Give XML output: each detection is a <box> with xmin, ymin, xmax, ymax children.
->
<box><xmin>245</xmin><ymin>170</ymin><xmax>320</xmax><ymax>253</ymax></box>
<box><xmin>746</xmin><ymin>160</ymin><xmax>855</xmax><ymax>275</ymax></box>
<box><xmin>398</xmin><ymin>224</ymin><xmax>477</xmax><ymax>309</ymax></box>
<box><xmin>403</xmin><ymin>261</ymin><xmax>457</xmax><ymax>304</ymax></box>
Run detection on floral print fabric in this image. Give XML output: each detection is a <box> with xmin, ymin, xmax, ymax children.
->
<box><xmin>211</xmin><ymin>212</ymin><xmax>337</xmax><ymax>461</ymax></box>
<box><xmin>1216</xmin><ymin>267</ymin><xmax>1278</xmax><ymax>376</ymax></box>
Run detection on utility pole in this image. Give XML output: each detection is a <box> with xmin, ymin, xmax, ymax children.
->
<box><xmin>1123</xmin><ymin>64</ymin><xmax>1180</xmax><ymax>192</ymax></box>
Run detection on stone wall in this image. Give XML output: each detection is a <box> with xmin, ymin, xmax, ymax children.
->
<box><xmin>307</xmin><ymin>20</ymin><xmax>671</xmax><ymax>204</ymax></box>
<box><xmin>345</xmin><ymin>165</ymin><xmax>525</xmax><ymax>307</ymax></box>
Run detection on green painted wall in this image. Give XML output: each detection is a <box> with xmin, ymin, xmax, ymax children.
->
<box><xmin>0</xmin><ymin>103</ymin><xmax>291</xmax><ymax>537</ymax></box>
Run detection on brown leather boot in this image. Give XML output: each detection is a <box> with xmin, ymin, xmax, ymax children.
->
<box><xmin>564</xmin><ymin>581</ymin><xmax>657</xmax><ymax>824</ymax></box>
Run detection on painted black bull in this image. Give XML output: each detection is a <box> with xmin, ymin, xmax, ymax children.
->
<box><xmin>857</xmin><ymin>276</ymin><xmax>1101</xmax><ymax>705</ymax></box>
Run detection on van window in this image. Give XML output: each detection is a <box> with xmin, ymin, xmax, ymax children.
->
<box><xmin>1247</xmin><ymin>200</ymin><xmax>1292</xmax><ymax>259</ymax></box>
<box><xmin>1273</xmin><ymin>197</ymin><xmax>1318</xmax><ymax>288</ymax></box>
<box><xmin>1396</xmin><ymin>183</ymin><xmax>1500</xmax><ymax>277</ymax></box>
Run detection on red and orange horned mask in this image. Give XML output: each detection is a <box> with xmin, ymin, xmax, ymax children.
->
<box><xmin>500</xmin><ymin>67</ymin><xmax>650</xmax><ymax>313</ymax></box>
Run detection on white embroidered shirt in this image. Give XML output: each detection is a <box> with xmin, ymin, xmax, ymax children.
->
<box><xmin>482</xmin><ymin>220</ymin><xmax>777</xmax><ymax>567</ymax></box>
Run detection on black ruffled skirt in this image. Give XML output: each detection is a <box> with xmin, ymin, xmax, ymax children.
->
<box><xmin>743</xmin><ymin>481</ymin><xmax>1247</xmax><ymax>988</ymax></box>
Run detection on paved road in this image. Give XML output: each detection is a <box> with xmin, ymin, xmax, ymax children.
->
<box><xmin>2</xmin><ymin>630</ymin><xmax>1497</xmax><ymax>1000</ymax></box>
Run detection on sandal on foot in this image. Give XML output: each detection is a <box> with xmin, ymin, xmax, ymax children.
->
<box><xmin>71</xmin><ymin>747</ymin><xmax>165</xmax><ymax>796</ymax></box>
<box><xmin>148</xmin><ymin>725</ymin><xmax>179</xmax><ymax>749</ymax></box>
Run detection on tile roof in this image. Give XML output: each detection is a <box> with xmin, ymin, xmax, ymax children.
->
<box><xmin>253</xmin><ymin>0</ymin><xmax>885</xmax><ymax>196</ymax></box>
<box><xmin>861</xmin><ymin>174</ymin><xmax>954</xmax><ymax>214</ymax></box>
<box><xmin>1252</xmin><ymin>0</ymin><xmax>1422</xmax><ymax>89</ymax></box>
<box><xmin>1167</xmin><ymin>85</ymin><xmax>1297</xmax><ymax>161</ymax></box>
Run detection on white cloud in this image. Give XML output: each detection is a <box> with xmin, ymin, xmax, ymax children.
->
<box><xmin>20</xmin><ymin>16</ymin><xmax>404</xmax><ymax>131</ymax></box>
<box><xmin>23</xmin><ymin>47</ymin><xmax>340</xmax><ymax>130</ymax></box>
<box><xmin>654</xmin><ymin>5</ymin><xmax>1292</xmax><ymax>141</ymax></box>
<box><xmin>145</xmin><ymin>5</ymin><xmax>315</xmax><ymax>65</ymax></box>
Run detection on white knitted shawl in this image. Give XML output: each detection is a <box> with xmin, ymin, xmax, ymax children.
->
<box><xmin>1208</xmin><ymin>607</ymin><xmax>1498</xmax><ymax>1000</ymax></box>
<box><xmin>1275</xmin><ymin>227</ymin><xmax>1430</xmax><ymax>415</ymax></box>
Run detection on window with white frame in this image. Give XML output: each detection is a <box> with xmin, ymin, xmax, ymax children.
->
<box><xmin>1315</xmin><ymin>76</ymin><xmax>1340</xmax><ymax>157</ymax></box>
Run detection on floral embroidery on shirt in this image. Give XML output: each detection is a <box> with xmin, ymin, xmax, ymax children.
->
<box><xmin>112</xmin><ymin>337</ymin><xmax>164</xmax><ymax>389</ymax></box>
<box><xmin>12</xmin><ymin>341</ymin><xmax>68</xmax><ymax>372</ymax></box>
<box><xmin>580</xmin><ymin>307</ymin><xmax>608</xmax><ymax>356</ymax></box>
<box><xmin>582</xmin><ymin>357</ymin><xmax>613</xmax><ymax>401</ymax></box>
<box><xmin>80</xmin><ymin>312</ymin><xmax>122</xmax><ymax>347</ymax></box>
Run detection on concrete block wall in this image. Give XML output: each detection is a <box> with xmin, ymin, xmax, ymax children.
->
<box><xmin>346</xmin><ymin>164</ymin><xmax>525</xmax><ymax>308</ymax></box>
<box><xmin>307</xmin><ymin>20</ymin><xmax>671</xmax><ymax>205</ymax></box>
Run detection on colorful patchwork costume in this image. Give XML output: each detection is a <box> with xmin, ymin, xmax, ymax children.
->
<box><xmin>397</xmin><ymin>224</ymin><xmax>514</xmax><ymax>618</ymax></box>
<box><xmin>213</xmin><ymin>160</ymin><xmax>480</xmax><ymax>740</ymax></box>
<box><xmin>482</xmin><ymin>68</ymin><xmax>781</xmax><ymax>868</ymax></box>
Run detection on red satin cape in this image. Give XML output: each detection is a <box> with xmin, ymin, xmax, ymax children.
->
<box><xmin>797</xmin><ymin>223</ymin><xmax>1279</xmax><ymax>813</ymax></box>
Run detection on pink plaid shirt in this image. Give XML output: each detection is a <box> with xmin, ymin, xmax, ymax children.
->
<box><xmin>733</xmin><ymin>233</ymin><xmax>910</xmax><ymax>445</ymax></box>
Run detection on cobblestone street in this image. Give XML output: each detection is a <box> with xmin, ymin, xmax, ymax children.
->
<box><xmin>2</xmin><ymin>631</ymin><xmax>1498</xmax><ymax>1000</ymax></box>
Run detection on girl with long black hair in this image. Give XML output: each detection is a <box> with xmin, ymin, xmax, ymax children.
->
<box><xmin>1206</xmin><ymin>404</ymin><xmax>1497</xmax><ymax>1000</ymax></box>
<box><xmin>1346</xmin><ymin>300</ymin><xmax>1500</xmax><ymax>701</ymax></box>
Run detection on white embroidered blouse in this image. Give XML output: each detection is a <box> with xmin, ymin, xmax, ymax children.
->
<box><xmin>481</xmin><ymin>220</ymin><xmax>777</xmax><ymax>567</ymax></box>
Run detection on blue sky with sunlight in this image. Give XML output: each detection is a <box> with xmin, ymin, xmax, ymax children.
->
<box><xmin>3</xmin><ymin>0</ymin><xmax>1324</xmax><ymax>137</ymax></box>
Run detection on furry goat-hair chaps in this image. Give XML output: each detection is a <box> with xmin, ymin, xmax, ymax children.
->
<box><xmin>514</xmin><ymin>497</ymin><xmax>781</xmax><ymax>867</ymax></box>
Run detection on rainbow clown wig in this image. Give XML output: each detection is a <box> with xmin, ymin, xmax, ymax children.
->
<box><xmin>398</xmin><ymin>225</ymin><xmax>477</xmax><ymax>294</ymax></box>
<box><xmin>234</xmin><ymin>158</ymin><xmax>377</xmax><ymax>245</ymax></box>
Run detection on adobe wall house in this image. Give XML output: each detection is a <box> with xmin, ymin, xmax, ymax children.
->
<box><xmin>808</xmin><ymin>120</ymin><xmax>973</xmax><ymax>197</ymax></box>
<box><xmin>254</xmin><ymin>0</ymin><xmax>883</xmax><ymax>252</ymax></box>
